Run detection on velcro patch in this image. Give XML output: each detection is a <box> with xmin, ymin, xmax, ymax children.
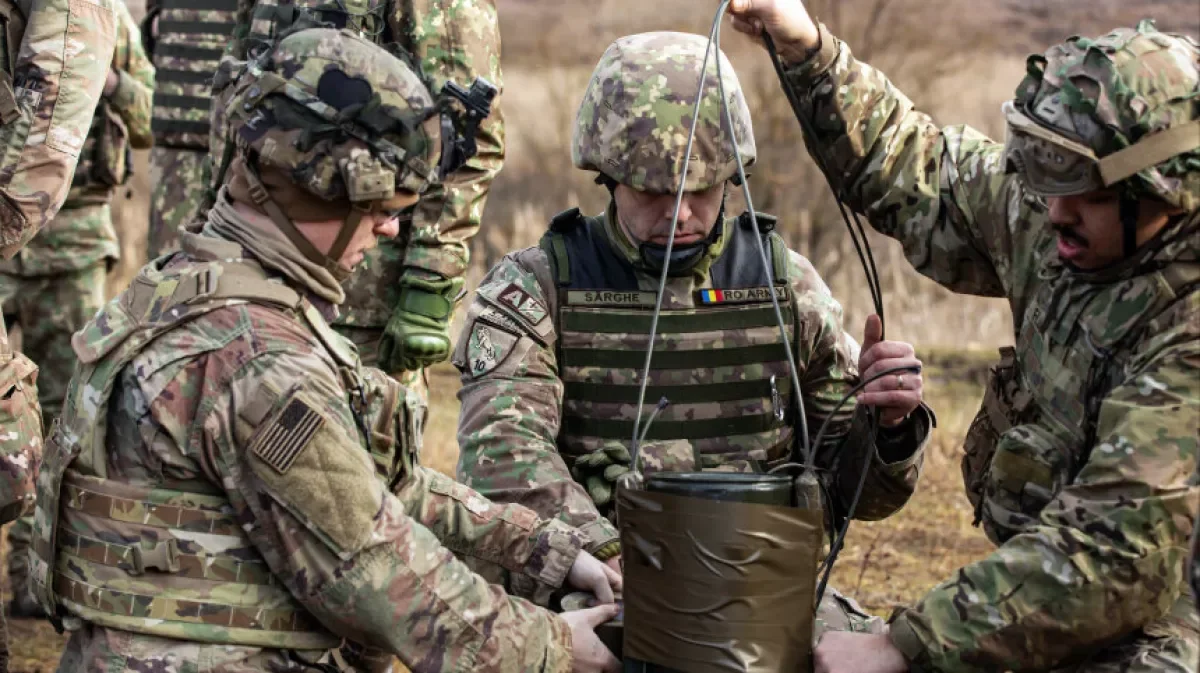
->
<box><xmin>696</xmin><ymin>286</ymin><xmax>787</xmax><ymax>305</ymax></box>
<box><xmin>496</xmin><ymin>283</ymin><xmax>548</xmax><ymax>326</ymax></box>
<box><xmin>466</xmin><ymin>321</ymin><xmax>519</xmax><ymax>379</ymax></box>
<box><xmin>250</xmin><ymin>396</ymin><xmax>326</xmax><ymax>474</ymax></box>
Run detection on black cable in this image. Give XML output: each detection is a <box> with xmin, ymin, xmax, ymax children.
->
<box><xmin>761</xmin><ymin>31</ymin><xmax>886</xmax><ymax>335</ymax></box>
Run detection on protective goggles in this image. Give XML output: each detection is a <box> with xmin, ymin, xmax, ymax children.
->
<box><xmin>1003</xmin><ymin>100</ymin><xmax>1200</xmax><ymax>196</ymax></box>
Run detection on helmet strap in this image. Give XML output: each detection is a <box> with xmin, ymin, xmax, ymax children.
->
<box><xmin>327</xmin><ymin>208</ymin><xmax>366</xmax><ymax>267</ymax></box>
<box><xmin>1119</xmin><ymin>191</ymin><xmax>1139</xmax><ymax>259</ymax></box>
<box><xmin>241</xmin><ymin>160</ymin><xmax>352</xmax><ymax>282</ymax></box>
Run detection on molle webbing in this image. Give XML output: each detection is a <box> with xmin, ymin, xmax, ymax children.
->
<box><xmin>546</xmin><ymin>210</ymin><xmax>797</xmax><ymax>463</ymax></box>
<box><xmin>33</xmin><ymin>258</ymin><xmax>338</xmax><ymax>650</ymax></box>
<box><xmin>152</xmin><ymin>0</ymin><xmax>238</xmax><ymax>148</ymax></box>
<box><xmin>616</xmin><ymin>487</ymin><xmax>820</xmax><ymax>672</ymax></box>
<box><xmin>53</xmin><ymin>471</ymin><xmax>338</xmax><ymax>648</ymax></box>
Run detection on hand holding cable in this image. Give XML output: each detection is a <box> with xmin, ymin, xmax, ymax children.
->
<box><xmin>856</xmin><ymin>314</ymin><xmax>923</xmax><ymax>427</ymax></box>
<box><xmin>727</xmin><ymin>0</ymin><xmax>821</xmax><ymax>63</ymax></box>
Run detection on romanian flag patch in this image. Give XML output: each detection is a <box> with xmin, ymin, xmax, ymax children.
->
<box><xmin>696</xmin><ymin>287</ymin><xmax>786</xmax><ymax>305</ymax></box>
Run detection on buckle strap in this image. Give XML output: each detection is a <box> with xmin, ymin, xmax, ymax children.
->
<box><xmin>54</xmin><ymin>573</ymin><xmax>322</xmax><ymax>633</ymax></box>
<box><xmin>58</xmin><ymin>529</ymin><xmax>276</xmax><ymax>584</ymax></box>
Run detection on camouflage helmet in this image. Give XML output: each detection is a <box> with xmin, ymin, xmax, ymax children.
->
<box><xmin>572</xmin><ymin>32</ymin><xmax>756</xmax><ymax>193</ymax></box>
<box><xmin>1003</xmin><ymin>20</ymin><xmax>1200</xmax><ymax>212</ymax></box>
<box><xmin>224</xmin><ymin>27</ymin><xmax>443</xmax><ymax>204</ymax></box>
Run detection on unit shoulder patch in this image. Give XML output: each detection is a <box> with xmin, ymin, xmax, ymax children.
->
<box><xmin>466</xmin><ymin>321</ymin><xmax>520</xmax><ymax>379</ymax></box>
<box><xmin>496</xmin><ymin>282</ymin><xmax>548</xmax><ymax>325</ymax></box>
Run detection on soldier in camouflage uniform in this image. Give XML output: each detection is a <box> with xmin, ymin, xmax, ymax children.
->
<box><xmin>730</xmin><ymin>1</ymin><xmax>1200</xmax><ymax>672</ymax></box>
<box><xmin>140</xmin><ymin>0</ymin><xmax>238</xmax><ymax>258</ymax></box>
<box><xmin>0</xmin><ymin>0</ymin><xmax>154</xmax><ymax>619</ymax></box>
<box><xmin>0</xmin><ymin>0</ymin><xmax>119</xmax><ymax>659</ymax></box>
<box><xmin>454</xmin><ymin>31</ymin><xmax>935</xmax><ymax>639</ymax></box>
<box><xmin>30</xmin><ymin>27</ymin><xmax>624</xmax><ymax>673</ymax></box>
<box><xmin>210</xmin><ymin>0</ymin><xmax>505</xmax><ymax>399</ymax></box>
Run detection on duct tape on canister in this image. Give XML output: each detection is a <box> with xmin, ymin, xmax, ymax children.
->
<box><xmin>616</xmin><ymin>472</ymin><xmax>822</xmax><ymax>673</ymax></box>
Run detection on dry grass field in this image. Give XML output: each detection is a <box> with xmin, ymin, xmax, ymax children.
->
<box><xmin>3</xmin><ymin>0</ymin><xmax>1195</xmax><ymax>669</ymax></box>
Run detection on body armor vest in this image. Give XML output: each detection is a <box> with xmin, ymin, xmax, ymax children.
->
<box><xmin>152</xmin><ymin>0</ymin><xmax>237</xmax><ymax>149</ymax></box>
<box><xmin>30</xmin><ymin>254</ymin><xmax>363</xmax><ymax>649</ymax></box>
<box><xmin>962</xmin><ymin>220</ymin><xmax>1200</xmax><ymax>545</ymax></box>
<box><xmin>539</xmin><ymin>209</ymin><xmax>798</xmax><ymax>471</ymax></box>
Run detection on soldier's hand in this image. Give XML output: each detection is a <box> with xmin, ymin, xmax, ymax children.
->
<box><xmin>814</xmin><ymin>632</ymin><xmax>907</xmax><ymax>673</ymax></box>
<box><xmin>604</xmin><ymin>555</ymin><xmax>622</xmax><ymax>575</ymax></box>
<box><xmin>856</xmin><ymin>314</ymin><xmax>923</xmax><ymax>427</ymax></box>
<box><xmin>378</xmin><ymin>270</ymin><xmax>464</xmax><ymax>374</ymax></box>
<box><xmin>567</xmin><ymin>551</ymin><xmax>623</xmax><ymax>604</ymax></box>
<box><xmin>728</xmin><ymin>0</ymin><xmax>820</xmax><ymax>63</ymax></box>
<box><xmin>560</xmin><ymin>604</ymin><xmax>622</xmax><ymax>673</ymax></box>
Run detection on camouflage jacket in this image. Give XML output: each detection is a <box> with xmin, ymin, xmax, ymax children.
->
<box><xmin>787</xmin><ymin>24</ymin><xmax>1200</xmax><ymax>672</ymax></box>
<box><xmin>0</xmin><ymin>0</ymin><xmax>118</xmax><ymax>258</ymax></box>
<box><xmin>213</xmin><ymin>0</ymin><xmax>504</xmax><ymax>327</ymax></box>
<box><xmin>1</xmin><ymin>0</ymin><xmax>155</xmax><ymax>276</ymax></box>
<box><xmin>454</xmin><ymin>205</ymin><xmax>930</xmax><ymax>554</ymax></box>
<box><xmin>0</xmin><ymin>0</ymin><xmax>118</xmax><ymax>526</ymax></box>
<box><xmin>33</xmin><ymin>207</ymin><xmax>579</xmax><ymax>672</ymax></box>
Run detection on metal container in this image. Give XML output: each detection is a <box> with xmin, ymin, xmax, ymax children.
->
<box><xmin>643</xmin><ymin>471</ymin><xmax>794</xmax><ymax>506</ymax></box>
<box><xmin>621</xmin><ymin>471</ymin><xmax>808</xmax><ymax>673</ymax></box>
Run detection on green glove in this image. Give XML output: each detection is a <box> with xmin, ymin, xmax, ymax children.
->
<box><xmin>378</xmin><ymin>270</ymin><xmax>465</xmax><ymax>374</ymax></box>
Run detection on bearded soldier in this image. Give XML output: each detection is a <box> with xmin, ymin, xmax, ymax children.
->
<box><xmin>728</xmin><ymin>2</ymin><xmax>1200</xmax><ymax>672</ymax></box>
<box><xmin>140</xmin><ymin>0</ymin><xmax>237</xmax><ymax>258</ymax></box>
<box><xmin>207</xmin><ymin>0</ymin><xmax>505</xmax><ymax>403</ymax></box>
<box><xmin>0</xmin><ymin>0</ymin><xmax>154</xmax><ymax>620</ymax></box>
<box><xmin>0</xmin><ymin>0</ymin><xmax>118</xmax><ymax>660</ymax></box>
<box><xmin>454</xmin><ymin>31</ymin><xmax>935</xmax><ymax>637</ymax></box>
<box><xmin>29</xmin><ymin>28</ymin><xmax>622</xmax><ymax>673</ymax></box>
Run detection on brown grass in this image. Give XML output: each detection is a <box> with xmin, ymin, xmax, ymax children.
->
<box><xmin>8</xmin><ymin>0</ymin><xmax>1195</xmax><ymax>667</ymax></box>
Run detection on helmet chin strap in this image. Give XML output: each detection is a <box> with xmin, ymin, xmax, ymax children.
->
<box><xmin>1119</xmin><ymin>191</ymin><xmax>1140</xmax><ymax>259</ymax></box>
<box><xmin>241</xmin><ymin>160</ymin><xmax>359</xmax><ymax>282</ymax></box>
<box><xmin>630</xmin><ymin>195</ymin><xmax>727</xmax><ymax>277</ymax></box>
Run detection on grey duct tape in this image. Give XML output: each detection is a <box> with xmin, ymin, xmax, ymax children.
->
<box><xmin>616</xmin><ymin>485</ymin><xmax>822</xmax><ymax>673</ymax></box>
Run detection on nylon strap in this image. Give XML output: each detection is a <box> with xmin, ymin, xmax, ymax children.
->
<box><xmin>58</xmin><ymin>529</ymin><xmax>276</xmax><ymax>585</ymax></box>
<box><xmin>241</xmin><ymin>162</ymin><xmax>350</xmax><ymax>282</ymax></box>
<box><xmin>55</xmin><ymin>574</ymin><xmax>324</xmax><ymax>633</ymax></box>
<box><xmin>1099</xmin><ymin>119</ymin><xmax>1200</xmax><ymax>186</ymax></box>
<box><xmin>63</xmin><ymin>480</ymin><xmax>241</xmax><ymax>536</ymax></box>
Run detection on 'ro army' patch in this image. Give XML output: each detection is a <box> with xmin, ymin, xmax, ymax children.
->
<box><xmin>251</xmin><ymin>396</ymin><xmax>326</xmax><ymax>474</ymax></box>
<box><xmin>467</xmin><ymin>322</ymin><xmax>518</xmax><ymax>378</ymax></box>
<box><xmin>497</xmin><ymin>283</ymin><xmax>548</xmax><ymax>326</ymax></box>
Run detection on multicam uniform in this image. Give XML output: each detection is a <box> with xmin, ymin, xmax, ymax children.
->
<box><xmin>30</xmin><ymin>28</ymin><xmax>579</xmax><ymax>673</ymax></box>
<box><xmin>787</xmin><ymin>20</ymin><xmax>1200</xmax><ymax>672</ymax></box>
<box><xmin>0</xmin><ymin>0</ymin><xmax>154</xmax><ymax>614</ymax></box>
<box><xmin>141</xmin><ymin>0</ymin><xmax>237</xmax><ymax>257</ymax></box>
<box><xmin>210</xmin><ymin>0</ymin><xmax>505</xmax><ymax>385</ymax></box>
<box><xmin>0</xmin><ymin>0</ymin><xmax>118</xmax><ymax>639</ymax></box>
<box><xmin>455</xmin><ymin>32</ymin><xmax>932</xmax><ymax>636</ymax></box>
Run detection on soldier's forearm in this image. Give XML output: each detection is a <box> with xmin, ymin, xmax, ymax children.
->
<box><xmin>308</xmin><ymin>498</ymin><xmax>574</xmax><ymax>673</ymax></box>
<box><xmin>395</xmin><ymin>467</ymin><xmax>583</xmax><ymax>597</ymax></box>
<box><xmin>0</xmin><ymin>0</ymin><xmax>118</xmax><ymax>253</ymax></box>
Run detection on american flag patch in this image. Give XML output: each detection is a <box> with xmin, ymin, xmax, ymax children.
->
<box><xmin>251</xmin><ymin>397</ymin><xmax>325</xmax><ymax>474</ymax></box>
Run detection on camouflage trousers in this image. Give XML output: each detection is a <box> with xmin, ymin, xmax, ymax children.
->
<box><xmin>147</xmin><ymin>146</ymin><xmax>210</xmax><ymax>259</ymax></box>
<box><xmin>0</xmin><ymin>262</ymin><xmax>107</xmax><ymax>605</ymax></box>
